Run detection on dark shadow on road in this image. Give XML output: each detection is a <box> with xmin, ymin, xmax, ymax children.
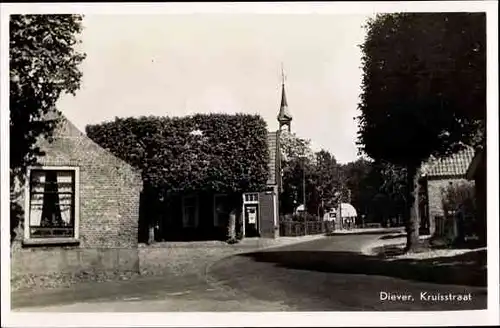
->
<box><xmin>380</xmin><ymin>233</ymin><xmax>407</xmax><ymax>240</ymax></box>
<box><xmin>239</xmin><ymin>249</ymin><xmax>487</xmax><ymax>287</ymax></box>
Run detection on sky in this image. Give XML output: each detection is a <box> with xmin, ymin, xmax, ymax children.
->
<box><xmin>57</xmin><ymin>14</ymin><xmax>372</xmax><ymax>164</ymax></box>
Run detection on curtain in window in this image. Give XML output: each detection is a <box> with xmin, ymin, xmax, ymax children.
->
<box><xmin>29</xmin><ymin>172</ymin><xmax>45</xmax><ymax>226</ymax></box>
<box><xmin>40</xmin><ymin>171</ymin><xmax>63</xmax><ymax>227</ymax></box>
<box><xmin>57</xmin><ymin>171</ymin><xmax>73</xmax><ymax>226</ymax></box>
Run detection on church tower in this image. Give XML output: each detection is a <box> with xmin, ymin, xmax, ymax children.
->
<box><xmin>277</xmin><ymin>65</ymin><xmax>292</xmax><ymax>132</ymax></box>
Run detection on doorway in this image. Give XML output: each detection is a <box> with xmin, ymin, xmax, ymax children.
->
<box><xmin>244</xmin><ymin>203</ymin><xmax>259</xmax><ymax>237</ymax></box>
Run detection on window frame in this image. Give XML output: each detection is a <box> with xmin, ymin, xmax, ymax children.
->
<box><xmin>23</xmin><ymin>166</ymin><xmax>80</xmax><ymax>245</ymax></box>
<box><xmin>243</xmin><ymin>192</ymin><xmax>259</xmax><ymax>204</ymax></box>
<box><xmin>182</xmin><ymin>194</ymin><xmax>199</xmax><ymax>228</ymax></box>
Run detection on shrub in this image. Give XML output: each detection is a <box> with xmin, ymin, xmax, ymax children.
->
<box><xmin>288</xmin><ymin>213</ymin><xmax>320</xmax><ymax>222</ymax></box>
<box><xmin>441</xmin><ymin>182</ymin><xmax>476</xmax><ymax>217</ymax></box>
<box><xmin>440</xmin><ymin>182</ymin><xmax>477</xmax><ymax>244</ymax></box>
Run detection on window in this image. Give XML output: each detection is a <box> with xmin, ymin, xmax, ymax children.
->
<box><xmin>25</xmin><ymin>167</ymin><xmax>79</xmax><ymax>242</ymax></box>
<box><xmin>244</xmin><ymin>193</ymin><xmax>259</xmax><ymax>203</ymax></box>
<box><xmin>182</xmin><ymin>195</ymin><xmax>199</xmax><ymax>228</ymax></box>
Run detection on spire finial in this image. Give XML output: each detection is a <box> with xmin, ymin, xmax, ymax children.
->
<box><xmin>281</xmin><ymin>62</ymin><xmax>286</xmax><ymax>85</ymax></box>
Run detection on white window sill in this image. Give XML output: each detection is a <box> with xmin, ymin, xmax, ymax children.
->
<box><xmin>22</xmin><ymin>238</ymin><xmax>80</xmax><ymax>247</ymax></box>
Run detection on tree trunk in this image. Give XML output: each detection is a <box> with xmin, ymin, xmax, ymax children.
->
<box><xmin>148</xmin><ymin>225</ymin><xmax>155</xmax><ymax>245</ymax></box>
<box><xmin>237</xmin><ymin>210</ymin><xmax>244</xmax><ymax>240</ymax></box>
<box><xmin>405</xmin><ymin>165</ymin><xmax>421</xmax><ymax>252</ymax></box>
<box><xmin>227</xmin><ymin>210</ymin><xmax>236</xmax><ymax>241</ymax></box>
<box><xmin>226</xmin><ymin>193</ymin><xmax>243</xmax><ymax>243</ymax></box>
<box><xmin>144</xmin><ymin>185</ymin><xmax>156</xmax><ymax>245</ymax></box>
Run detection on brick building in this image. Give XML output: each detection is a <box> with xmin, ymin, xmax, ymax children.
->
<box><xmin>11</xmin><ymin>112</ymin><xmax>143</xmax><ymax>280</ymax></box>
<box><xmin>419</xmin><ymin>147</ymin><xmax>475</xmax><ymax>235</ymax></box>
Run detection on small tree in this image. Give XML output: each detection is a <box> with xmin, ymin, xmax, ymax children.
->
<box><xmin>279</xmin><ymin>131</ymin><xmax>316</xmax><ymax>215</ymax></box>
<box><xmin>311</xmin><ymin>150</ymin><xmax>342</xmax><ymax>216</ymax></box>
<box><xmin>441</xmin><ymin>182</ymin><xmax>476</xmax><ymax>244</ymax></box>
<box><xmin>341</xmin><ymin>158</ymin><xmax>374</xmax><ymax>218</ymax></box>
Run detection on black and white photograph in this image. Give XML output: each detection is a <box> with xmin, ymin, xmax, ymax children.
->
<box><xmin>1</xmin><ymin>1</ymin><xmax>498</xmax><ymax>327</ymax></box>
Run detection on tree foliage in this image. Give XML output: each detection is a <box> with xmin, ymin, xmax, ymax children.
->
<box><xmin>278</xmin><ymin>135</ymin><xmax>412</xmax><ymax>226</ymax></box>
<box><xmin>440</xmin><ymin>182</ymin><xmax>476</xmax><ymax>244</ymax></box>
<box><xmin>279</xmin><ymin>131</ymin><xmax>317</xmax><ymax>214</ymax></box>
<box><xmin>9</xmin><ymin>14</ymin><xmax>86</xmax><ymax>243</ymax></box>
<box><xmin>357</xmin><ymin>13</ymin><xmax>486</xmax><ymax>250</ymax></box>
<box><xmin>86</xmin><ymin>114</ymin><xmax>269</xmax><ymax>196</ymax></box>
<box><xmin>441</xmin><ymin>182</ymin><xmax>476</xmax><ymax>215</ymax></box>
<box><xmin>279</xmin><ymin>130</ymin><xmax>316</xmax><ymax>163</ymax></box>
<box><xmin>357</xmin><ymin>13</ymin><xmax>486</xmax><ymax>165</ymax></box>
<box><xmin>311</xmin><ymin>150</ymin><xmax>342</xmax><ymax>208</ymax></box>
<box><xmin>341</xmin><ymin>158</ymin><xmax>373</xmax><ymax>217</ymax></box>
<box><xmin>365</xmin><ymin>161</ymin><xmax>408</xmax><ymax>225</ymax></box>
<box><xmin>10</xmin><ymin>15</ymin><xmax>86</xmax><ymax>183</ymax></box>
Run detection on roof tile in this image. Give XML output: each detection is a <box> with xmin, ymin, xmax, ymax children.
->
<box><xmin>421</xmin><ymin>147</ymin><xmax>475</xmax><ymax>178</ymax></box>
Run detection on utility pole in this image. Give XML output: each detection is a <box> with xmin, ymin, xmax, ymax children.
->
<box><xmin>336</xmin><ymin>168</ymin><xmax>342</xmax><ymax>230</ymax></box>
<box><xmin>303</xmin><ymin>156</ymin><xmax>307</xmax><ymax>235</ymax></box>
<box><xmin>338</xmin><ymin>191</ymin><xmax>343</xmax><ymax>230</ymax></box>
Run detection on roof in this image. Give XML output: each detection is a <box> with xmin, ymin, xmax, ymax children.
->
<box><xmin>266</xmin><ymin>131</ymin><xmax>279</xmax><ymax>186</ymax></box>
<box><xmin>38</xmin><ymin>111</ymin><xmax>142</xmax><ymax>179</ymax></box>
<box><xmin>295</xmin><ymin>204</ymin><xmax>305</xmax><ymax>212</ymax></box>
<box><xmin>330</xmin><ymin>203</ymin><xmax>358</xmax><ymax>218</ymax></box>
<box><xmin>421</xmin><ymin>147</ymin><xmax>475</xmax><ymax>178</ymax></box>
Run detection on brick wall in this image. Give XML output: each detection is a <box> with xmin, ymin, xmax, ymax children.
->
<box><xmin>11</xmin><ymin>248</ymin><xmax>139</xmax><ymax>277</ymax></box>
<box><xmin>426</xmin><ymin>177</ymin><xmax>473</xmax><ymax>235</ymax></box>
<box><xmin>11</xmin><ymin>116</ymin><xmax>143</xmax><ymax>278</ymax></box>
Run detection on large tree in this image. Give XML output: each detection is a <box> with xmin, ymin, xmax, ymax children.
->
<box><xmin>357</xmin><ymin>13</ymin><xmax>486</xmax><ymax>251</ymax></box>
<box><xmin>10</xmin><ymin>15</ymin><xmax>86</xmax><ymax>242</ymax></box>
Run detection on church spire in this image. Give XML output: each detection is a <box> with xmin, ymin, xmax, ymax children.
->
<box><xmin>277</xmin><ymin>63</ymin><xmax>292</xmax><ymax>132</ymax></box>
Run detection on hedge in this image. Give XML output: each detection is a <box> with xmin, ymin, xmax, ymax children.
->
<box><xmin>86</xmin><ymin>113</ymin><xmax>270</xmax><ymax>195</ymax></box>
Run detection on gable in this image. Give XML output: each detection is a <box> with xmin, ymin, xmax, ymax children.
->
<box><xmin>36</xmin><ymin>112</ymin><xmax>142</xmax><ymax>183</ymax></box>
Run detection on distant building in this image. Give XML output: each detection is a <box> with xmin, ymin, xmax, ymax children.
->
<box><xmin>419</xmin><ymin>147</ymin><xmax>475</xmax><ymax>235</ymax></box>
<box><xmin>323</xmin><ymin>203</ymin><xmax>357</xmax><ymax>226</ymax></box>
